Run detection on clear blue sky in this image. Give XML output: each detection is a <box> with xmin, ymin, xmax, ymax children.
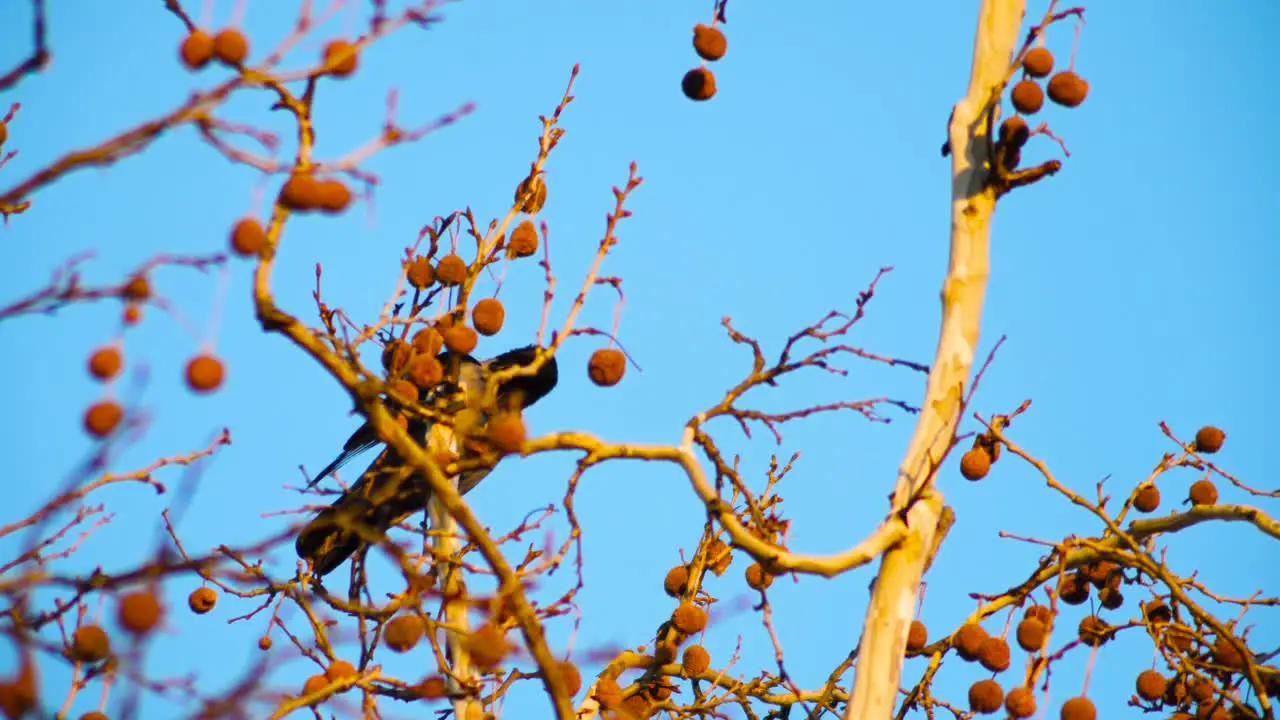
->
<box><xmin>2</xmin><ymin>1</ymin><xmax>1277</xmax><ymax>718</ymax></box>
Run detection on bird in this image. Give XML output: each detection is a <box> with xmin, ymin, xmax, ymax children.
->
<box><xmin>295</xmin><ymin>344</ymin><xmax>558</xmax><ymax>578</ymax></box>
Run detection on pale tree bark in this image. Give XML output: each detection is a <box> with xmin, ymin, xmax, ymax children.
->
<box><xmin>844</xmin><ymin>1</ymin><xmax>1027</xmax><ymax>718</ymax></box>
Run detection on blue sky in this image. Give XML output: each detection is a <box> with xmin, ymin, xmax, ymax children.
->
<box><xmin>1</xmin><ymin>1</ymin><xmax>1277</xmax><ymax>718</ymax></box>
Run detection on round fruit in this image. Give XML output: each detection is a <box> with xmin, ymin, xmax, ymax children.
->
<box><xmin>1136</xmin><ymin>670</ymin><xmax>1165</xmax><ymax>702</ymax></box>
<box><xmin>280</xmin><ymin>174</ymin><xmax>321</xmax><ymax>211</ymax></box>
<box><xmin>465</xmin><ymin>624</ymin><xmax>508</xmax><ymax>672</ymax></box>
<box><xmin>442</xmin><ymin>325</ymin><xmax>478</xmax><ymax>354</ymax></box>
<box><xmin>960</xmin><ymin>448</ymin><xmax>991</xmax><ymax>481</ymax></box>
<box><xmin>692</xmin><ymin>24</ymin><xmax>727</xmax><ymax>61</ymax></box>
<box><xmin>382</xmin><ymin>339</ymin><xmax>411</xmax><ymax>373</ymax></box>
<box><xmin>258</xmin><ymin>636</ymin><xmax>272</xmax><ymax>651</ymax></box>
<box><xmin>1022</xmin><ymin>47</ymin><xmax>1054</xmax><ymax>78</ymax></box>
<box><xmin>1057</xmin><ymin>571</ymin><xmax>1090</xmax><ymax>605</ymax></box>
<box><xmin>1006</xmin><ymin>687</ymin><xmax>1036</xmax><ymax>718</ymax></box>
<box><xmin>435</xmin><ymin>254</ymin><xmax>468</xmax><ymax>286</ymax></box>
<box><xmin>488</xmin><ymin>413</ymin><xmax>527</xmax><ymax>454</ymax></box>
<box><xmin>1143</xmin><ymin>600</ymin><xmax>1172</xmax><ymax>624</ymax></box>
<box><xmin>682</xmin><ymin>67</ymin><xmax>717</xmax><ymax>101</ymax></box>
<box><xmin>554</xmin><ymin>661</ymin><xmax>582</xmax><ymax>696</ymax></box>
<box><xmin>1011</xmin><ymin>80</ymin><xmax>1045</xmax><ymax>114</ymax></box>
<box><xmin>122</xmin><ymin>275</ymin><xmax>151</xmax><ymax>301</ymax></box>
<box><xmin>1194</xmin><ymin>426</ymin><xmax>1226</xmax><ymax>454</ymax></box>
<box><xmin>188</xmin><ymin>587</ymin><xmax>217</xmax><ymax>614</ymax></box>
<box><xmin>593</xmin><ymin>677</ymin><xmax>622</xmax><ymax>708</ymax></box>
<box><xmin>84</xmin><ymin>401</ymin><xmax>124</xmax><ymax>438</ymax></box>
<box><xmin>406</xmin><ymin>256</ymin><xmax>434</xmax><ymax>289</ymax></box>
<box><xmin>683</xmin><ymin>645</ymin><xmax>711</xmax><ymax>675</ymax></box>
<box><xmin>979</xmin><ymin>636</ymin><xmax>1011</xmax><ymax>672</ymax></box>
<box><xmin>186</xmin><ymin>354</ymin><xmax>225</xmax><ymax>393</ymax></box>
<box><xmin>301</xmin><ymin>674</ymin><xmax>328</xmax><ymax>697</ymax></box>
<box><xmin>213</xmin><ymin>29</ymin><xmax>249</xmax><ymax>66</ymax></box>
<box><xmin>1077</xmin><ymin>615</ymin><xmax>1111</xmax><ymax>647</ymax></box>
<box><xmin>323</xmin><ymin>40</ymin><xmax>358</xmax><ymax>77</ymax></box>
<box><xmin>230</xmin><ymin>218</ymin><xmax>266</xmax><ymax>257</ymax></box>
<box><xmin>122</xmin><ymin>305</ymin><xmax>142</xmax><ymax>326</ymax></box>
<box><xmin>906</xmin><ymin>620</ymin><xmax>928</xmax><ymax>652</ymax></box>
<box><xmin>588</xmin><ymin>348</ymin><xmax>626</xmax><ymax>387</ymax></box>
<box><xmin>1189</xmin><ymin>479</ymin><xmax>1218</xmax><ymax>506</ymax></box>
<box><xmin>408</xmin><ymin>354</ymin><xmax>444</xmax><ymax>390</ymax></box>
<box><xmin>412</xmin><ymin>327</ymin><xmax>443</xmax><ymax>356</ymax></box>
<box><xmin>999</xmin><ymin>116</ymin><xmax>1030</xmax><ymax>148</ymax></box>
<box><xmin>71</xmin><ymin>625</ymin><xmax>110</xmax><ymax>663</ymax></box>
<box><xmin>89</xmin><ymin>347</ymin><xmax>123</xmax><ymax>381</ymax></box>
<box><xmin>1134</xmin><ymin>483</ymin><xmax>1160</xmax><ymax>513</ymax></box>
<box><xmin>79</xmin><ymin>712</ymin><xmax>108</xmax><ymax>720</ymax></box>
<box><xmin>955</xmin><ymin>623</ymin><xmax>988</xmax><ymax>661</ymax></box>
<box><xmin>1024</xmin><ymin>605</ymin><xmax>1052</xmax><ymax>624</ymax></box>
<box><xmin>180</xmin><ymin>31</ymin><xmax>215</xmax><ymax>70</ymax></box>
<box><xmin>745</xmin><ymin>562</ymin><xmax>773</xmax><ymax>590</ymax></box>
<box><xmin>326</xmin><ymin>659</ymin><xmax>357</xmax><ymax>683</ymax></box>
<box><xmin>969</xmin><ymin>678</ymin><xmax>1004</xmax><ymax>714</ymax></box>
<box><xmin>384</xmin><ymin>615</ymin><xmax>424</xmax><ymax>653</ymax></box>
<box><xmin>1098</xmin><ymin>586</ymin><xmax>1124</xmax><ymax>610</ymax></box>
<box><xmin>316</xmin><ymin>179</ymin><xmax>352</xmax><ymax>214</ymax></box>
<box><xmin>1015</xmin><ymin>619</ymin><xmax>1046</xmax><ymax>653</ymax></box>
<box><xmin>1212</xmin><ymin>635</ymin><xmax>1244</xmax><ymax>671</ymax></box>
<box><xmin>672</xmin><ymin>603</ymin><xmax>708</xmax><ymax>634</ymax></box>
<box><xmin>1060</xmin><ymin>696</ymin><xmax>1096</xmax><ymax>720</ymax></box>
<box><xmin>509</xmin><ymin>220</ymin><xmax>539</xmax><ymax>258</ymax></box>
<box><xmin>514</xmin><ymin>176</ymin><xmax>547</xmax><ymax>214</ymax></box>
<box><xmin>415</xmin><ymin>675</ymin><xmax>448</xmax><ymax>699</ymax></box>
<box><xmin>118</xmin><ymin>591</ymin><xmax>162</xmax><ymax>635</ymax></box>
<box><xmin>472</xmin><ymin>298</ymin><xmax>505</xmax><ymax>336</ymax></box>
<box><xmin>1046</xmin><ymin>71</ymin><xmax>1089</xmax><ymax>108</ymax></box>
<box><xmin>664</xmin><ymin>565</ymin><xmax>689</xmax><ymax>597</ymax></box>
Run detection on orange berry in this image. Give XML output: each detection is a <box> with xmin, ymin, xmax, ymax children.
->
<box><xmin>79</xmin><ymin>712</ymin><xmax>108</xmax><ymax>720</ymax></box>
<box><xmin>1194</xmin><ymin>426</ymin><xmax>1226</xmax><ymax>454</ymax></box>
<box><xmin>414</xmin><ymin>675</ymin><xmax>448</xmax><ymax>699</ymax></box>
<box><xmin>384</xmin><ymin>615</ymin><xmax>424</xmax><ymax>653</ymax></box>
<box><xmin>1046</xmin><ymin>71</ymin><xmax>1089</xmax><ymax>108</ymax></box>
<box><xmin>465</xmin><ymin>624</ymin><xmax>509</xmax><ymax>672</ymax></box>
<box><xmin>1006</xmin><ymin>687</ymin><xmax>1036</xmax><ymax>718</ymax></box>
<box><xmin>435</xmin><ymin>254</ymin><xmax>467</xmax><ymax>286</ymax></box>
<box><xmin>117</xmin><ymin>591</ymin><xmax>162</xmax><ymax>635</ymax></box>
<box><xmin>1134</xmin><ymin>483</ymin><xmax>1160</xmax><ymax>513</ymax></box>
<box><xmin>1010</xmin><ymin>80</ymin><xmax>1044</xmax><ymax>114</ymax></box>
<box><xmin>88</xmin><ymin>346</ymin><xmax>123</xmax><ymax>381</ymax></box>
<box><xmin>406</xmin><ymin>256</ymin><xmax>435</xmax><ymax>289</ymax></box>
<box><xmin>382</xmin><ymin>339</ymin><xmax>411</xmax><ymax>373</ymax></box>
<box><xmin>186</xmin><ymin>354</ymin><xmax>225</xmax><ymax>393</ymax></box>
<box><xmin>745</xmin><ymin>562</ymin><xmax>773</xmax><ymax>590</ymax></box>
<box><xmin>508</xmin><ymin>220</ymin><xmax>539</xmax><ymax>258</ymax></box>
<box><xmin>1015</xmin><ymin>618</ymin><xmax>1046</xmax><ymax>652</ymax></box>
<box><xmin>180</xmin><ymin>30</ymin><xmax>215</xmax><ymax>70</ymax></box>
<box><xmin>906</xmin><ymin>620</ymin><xmax>928</xmax><ymax>652</ymax></box>
<box><xmin>968</xmin><ymin>678</ymin><xmax>1003</xmax><ymax>714</ymax></box>
<box><xmin>960</xmin><ymin>448</ymin><xmax>991</xmax><ymax>481</ymax></box>
<box><xmin>514</xmin><ymin>175</ymin><xmax>547</xmax><ymax>214</ymax></box>
<box><xmin>978</xmin><ymin>636</ymin><xmax>1011</xmax><ymax>672</ymax></box>
<box><xmin>1060</xmin><ymin>696</ymin><xmax>1096</xmax><ymax>720</ymax></box>
<box><xmin>280</xmin><ymin>173</ymin><xmax>321</xmax><ymax>211</ymax></box>
<box><xmin>411</xmin><ymin>327</ymin><xmax>443</xmax><ymax>356</ymax></box>
<box><xmin>682</xmin><ymin>67</ymin><xmax>717</xmax><ymax>101</ymax></box>
<box><xmin>70</xmin><ymin>625</ymin><xmax>110</xmax><ymax>663</ymax></box>
<box><xmin>692</xmin><ymin>24</ymin><xmax>727</xmax><ymax>61</ymax></box>
<box><xmin>188</xmin><ymin>587</ymin><xmax>217</xmax><ymax>614</ymax></box>
<box><xmin>1189</xmin><ymin>479</ymin><xmax>1218</xmax><ymax>506</ymax></box>
<box><xmin>593</xmin><ymin>677</ymin><xmax>622</xmax><ymax>708</ymax></box>
<box><xmin>407</xmin><ymin>354</ymin><xmax>444</xmax><ymax>390</ymax></box>
<box><xmin>955</xmin><ymin>622</ymin><xmax>988</xmax><ymax>661</ymax></box>
<box><xmin>663</xmin><ymin>565</ymin><xmax>689</xmax><ymax>597</ymax></box>
<box><xmin>1022</xmin><ymin>47</ymin><xmax>1054</xmax><ymax>78</ymax></box>
<box><xmin>671</xmin><ymin>602</ymin><xmax>708</xmax><ymax>634</ymax></box>
<box><xmin>122</xmin><ymin>275</ymin><xmax>151</xmax><ymax>301</ymax></box>
<box><xmin>1136</xmin><ymin>670</ymin><xmax>1165</xmax><ymax>702</ymax></box>
<box><xmin>301</xmin><ymin>674</ymin><xmax>328</xmax><ymax>698</ymax></box>
<box><xmin>553</xmin><ymin>661</ymin><xmax>582</xmax><ymax>697</ymax></box>
<box><xmin>587</xmin><ymin>348</ymin><xmax>625</xmax><ymax>387</ymax></box>
<box><xmin>230</xmin><ymin>218</ymin><xmax>266</xmax><ymax>257</ymax></box>
<box><xmin>84</xmin><ymin>401</ymin><xmax>124</xmax><ymax>438</ymax></box>
<box><xmin>322</xmin><ymin>40</ymin><xmax>358</xmax><ymax>77</ymax></box>
<box><xmin>258</xmin><ymin>636</ymin><xmax>272</xmax><ymax>651</ymax></box>
<box><xmin>213</xmin><ymin>28</ymin><xmax>249</xmax><ymax>66</ymax></box>
<box><xmin>682</xmin><ymin>645</ymin><xmax>711</xmax><ymax>675</ymax></box>
<box><xmin>122</xmin><ymin>305</ymin><xmax>142</xmax><ymax>326</ymax></box>
<box><xmin>472</xmin><ymin>298</ymin><xmax>505</xmax><ymax>336</ymax></box>
<box><xmin>442</xmin><ymin>325</ymin><xmax>478</xmax><ymax>354</ymax></box>
<box><xmin>326</xmin><ymin>659</ymin><xmax>357</xmax><ymax>684</ymax></box>
<box><xmin>999</xmin><ymin>116</ymin><xmax>1030</xmax><ymax>148</ymax></box>
<box><xmin>316</xmin><ymin>179</ymin><xmax>352</xmax><ymax>214</ymax></box>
